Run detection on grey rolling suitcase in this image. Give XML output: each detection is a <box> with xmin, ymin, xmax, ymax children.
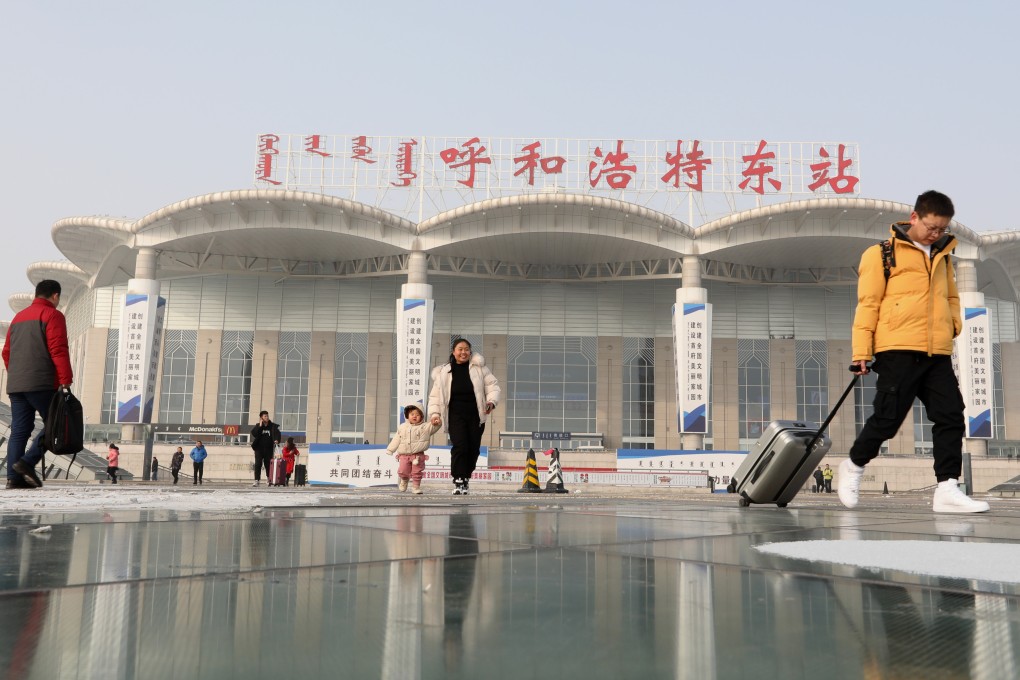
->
<box><xmin>728</xmin><ymin>369</ymin><xmax>859</xmax><ymax>507</ymax></box>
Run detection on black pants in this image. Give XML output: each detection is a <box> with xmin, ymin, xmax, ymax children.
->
<box><xmin>849</xmin><ymin>351</ymin><xmax>965</xmax><ymax>482</ymax></box>
<box><xmin>107</xmin><ymin>466</ymin><xmax>118</xmax><ymax>484</ymax></box>
<box><xmin>253</xmin><ymin>450</ymin><xmax>272</xmax><ymax>481</ymax></box>
<box><xmin>193</xmin><ymin>461</ymin><xmax>204</xmax><ymax>484</ymax></box>
<box><xmin>448</xmin><ymin>406</ymin><xmax>484</xmax><ymax>482</ymax></box>
<box><xmin>824</xmin><ymin>479</ymin><xmax>832</xmax><ymax>493</ymax></box>
<box><xmin>171</xmin><ymin>468</ymin><xmax>179</xmax><ymax>484</ymax></box>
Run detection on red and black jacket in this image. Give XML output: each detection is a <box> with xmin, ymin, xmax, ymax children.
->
<box><xmin>2</xmin><ymin>298</ymin><xmax>73</xmax><ymax>393</ymax></box>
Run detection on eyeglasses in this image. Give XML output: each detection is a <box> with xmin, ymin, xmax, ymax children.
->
<box><xmin>921</xmin><ymin>219</ymin><xmax>950</xmax><ymax>236</ymax></box>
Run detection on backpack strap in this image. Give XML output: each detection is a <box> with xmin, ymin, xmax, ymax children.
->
<box><xmin>879</xmin><ymin>239</ymin><xmax>896</xmax><ymax>280</ymax></box>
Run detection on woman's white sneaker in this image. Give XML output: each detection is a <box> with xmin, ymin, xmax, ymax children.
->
<box><xmin>932</xmin><ymin>480</ymin><xmax>990</xmax><ymax>513</ymax></box>
<box><xmin>837</xmin><ymin>459</ymin><xmax>865</xmax><ymax>509</ymax></box>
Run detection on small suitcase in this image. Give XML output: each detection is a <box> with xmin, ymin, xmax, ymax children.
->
<box><xmin>268</xmin><ymin>457</ymin><xmax>288</xmax><ymax>486</ymax></box>
<box><xmin>294</xmin><ymin>464</ymin><xmax>307</xmax><ymax>486</ymax></box>
<box><xmin>729</xmin><ymin>369</ymin><xmax>859</xmax><ymax>508</ymax></box>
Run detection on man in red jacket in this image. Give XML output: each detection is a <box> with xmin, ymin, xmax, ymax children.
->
<box><xmin>3</xmin><ymin>280</ymin><xmax>73</xmax><ymax>489</ymax></box>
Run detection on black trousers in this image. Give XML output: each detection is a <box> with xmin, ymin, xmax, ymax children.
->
<box><xmin>253</xmin><ymin>450</ymin><xmax>272</xmax><ymax>480</ymax></box>
<box><xmin>448</xmin><ymin>406</ymin><xmax>484</xmax><ymax>482</ymax></box>
<box><xmin>849</xmin><ymin>351</ymin><xmax>965</xmax><ymax>482</ymax></box>
<box><xmin>171</xmin><ymin>468</ymin><xmax>179</xmax><ymax>484</ymax></box>
<box><xmin>193</xmin><ymin>461</ymin><xmax>204</xmax><ymax>483</ymax></box>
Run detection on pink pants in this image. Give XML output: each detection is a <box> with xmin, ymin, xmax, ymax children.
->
<box><xmin>397</xmin><ymin>453</ymin><xmax>426</xmax><ymax>483</ymax></box>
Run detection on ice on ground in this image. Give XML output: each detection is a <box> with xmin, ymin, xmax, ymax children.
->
<box><xmin>755</xmin><ymin>539</ymin><xmax>1020</xmax><ymax>584</ymax></box>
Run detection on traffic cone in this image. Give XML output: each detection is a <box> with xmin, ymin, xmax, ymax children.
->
<box><xmin>882</xmin><ymin>481</ymin><xmax>889</xmax><ymax>495</ymax></box>
<box><xmin>518</xmin><ymin>448</ymin><xmax>542</xmax><ymax>493</ymax></box>
<box><xmin>543</xmin><ymin>448</ymin><xmax>568</xmax><ymax>494</ymax></box>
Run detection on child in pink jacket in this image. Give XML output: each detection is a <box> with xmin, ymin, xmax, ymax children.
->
<box><xmin>386</xmin><ymin>404</ymin><xmax>441</xmax><ymax>494</ymax></box>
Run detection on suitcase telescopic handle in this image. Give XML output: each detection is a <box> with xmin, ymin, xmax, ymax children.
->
<box><xmin>803</xmin><ymin>365</ymin><xmax>868</xmax><ymax>453</ymax></box>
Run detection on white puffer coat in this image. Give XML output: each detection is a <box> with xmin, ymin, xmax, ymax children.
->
<box><xmin>427</xmin><ymin>353</ymin><xmax>501</xmax><ymax>432</ymax></box>
<box><xmin>386</xmin><ymin>418</ymin><xmax>442</xmax><ymax>456</ymax></box>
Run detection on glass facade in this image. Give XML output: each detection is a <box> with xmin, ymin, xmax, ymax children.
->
<box><xmin>217</xmin><ymin>331</ymin><xmax>253</xmax><ymax>427</ymax></box>
<box><xmin>332</xmin><ymin>332</ymin><xmax>367</xmax><ymax>442</ymax></box>
<box><xmin>275</xmin><ymin>332</ymin><xmax>310</xmax><ymax>432</ymax></box>
<box><xmin>738</xmin><ymin>339</ymin><xmax>770</xmax><ymax>440</ymax></box>
<box><xmin>506</xmin><ymin>336</ymin><xmax>597</xmax><ymax>434</ymax></box>
<box><xmin>795</xmin><ymin>340</ymin><xmax>827</xmax><ymax>425</ymax></box>
<box><xmin>622</xmin><ymin>337</ymin><xmax>655</xmax><ymax>448</ymax></box>
<box><xmin>157</xmin><ymin>330</ymin><xmax>197</xmax><ymax>424</ymax></box>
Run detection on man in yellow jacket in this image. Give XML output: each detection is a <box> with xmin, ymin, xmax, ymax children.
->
<box><xmin>840</xmin><ymin>190</ymin><xmax>989</xmax><ymax>513</ymax></box>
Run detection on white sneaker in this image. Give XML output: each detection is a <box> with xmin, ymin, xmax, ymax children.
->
<box><xmin>398</xmin><ymin>479</ymin><xmax>408</xmax><ymax>492</ymax></box>
<box><xmin>412</xmin><ymin>485</ymin><xmax>423</xmax><ymax>495</ymax></box>
<box><xmin>932</xmin><ymin>480</ymin><xmax>990</xmax><ymax>514</ymax></box>
<box><xmin>837</xmin><ymin>459</ymin><xmax>865</xmax><ymax>509</ymax></box>
<box><xmin>252</xmin><ymin>480</ymin><xmax>260</xmax><ymax>487</ymax></box>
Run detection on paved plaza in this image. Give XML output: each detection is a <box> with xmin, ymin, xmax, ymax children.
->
<box><xmin>1</xmin><ymin>484</ymin><xmax>1018</xmax><ymax>679</ymax></box>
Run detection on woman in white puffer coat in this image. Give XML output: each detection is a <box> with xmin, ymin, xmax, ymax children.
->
<box><xmin>428</xmin><ymin>337</ymin><xmax>500</xmax><ymax>495</ymax></box>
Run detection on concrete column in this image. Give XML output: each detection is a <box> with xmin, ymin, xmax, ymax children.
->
<box><xmin>135</xmin><ymin>248</ymin><xmax>157</xmax><ymax>280</ymax></box>
<box><xmin>308</xmin><ymin>332</ymin><xmax>336</xmax><ymax>444</ymax></box>
<box><xmin>955</xmin><ymin>259</ymin><xmax>978</xmax><ymax>294</ymax></box>
<box><xmin>192</xmin><ymin>330</ymin><xmax>223</xmax><ymax>425</ymax></box>
<box><xmin>596</xmin><ymin>337</ymin><xmax>622</xmax><ymax>449</ymax></box>
<box><xmin>676</xmin><ymin>255</ymin><xmax>707</xmax><ymax>450</ymax></box>
<box><xmin>957</xmin><ymin>260</ymin><xmax>989</xmax><ymax>457</ymax></box>
<box><xmin>249</xmin><ymin>331</ymin><xmax>279</xmax><ymax>424</ymax></box>
<box><xmin>396</xmin><ymin>250</ymin><xmax>435</xmax><ymax>425</ymax></box>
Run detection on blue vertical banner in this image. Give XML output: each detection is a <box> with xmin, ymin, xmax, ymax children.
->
<box><xmin>395</xmin><ymin>296</ymin><xmax>435</xmax><ymax>422</ymax></box>
<box><xmin>672</xmin><ymin>298</ymin><xmax>712</xmax><ymax>434</ymax></box>
<box><xmin>116</xmin><ymin>279</ymin><xmax>166</xmax><ymax>423</ymax></box>
<box><xmin>953</xmin><ymin>306</ymin><xmax>993</xmax><ymax>438</ymax></box>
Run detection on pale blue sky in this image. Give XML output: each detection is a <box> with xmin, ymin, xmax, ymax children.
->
<box><xmin>1</xmin><ymin>0</ymin><xmax>1017</xmax><ymax>313</ymax></box>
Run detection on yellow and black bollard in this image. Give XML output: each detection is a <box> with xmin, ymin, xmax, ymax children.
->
<box><xmin>518</xmin><ymin>448</ymin><xmax>542</xmax><ymax>493</ymax></box>
<box><xmin>543</xmin><ymin>448</ymin><xmax>568</xmax><ymax>494</ymax></box>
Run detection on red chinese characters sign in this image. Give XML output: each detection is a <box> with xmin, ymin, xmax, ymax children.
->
<box><xmin>255</xmin><ymin>135</ymin><xmax>860</xmax><ymax>196</ymax></box>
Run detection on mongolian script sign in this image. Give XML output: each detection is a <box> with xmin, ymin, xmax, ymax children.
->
<box><xmin>254</xmin><ymin>135</ymin><xmax>860</xmax><ymax>197</ymax></box>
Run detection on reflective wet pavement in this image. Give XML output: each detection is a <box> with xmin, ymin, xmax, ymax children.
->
<box><xmin>2</xmin><ymin>490</ymin><xmax>1019</xmax><ymax>679</ymax></box>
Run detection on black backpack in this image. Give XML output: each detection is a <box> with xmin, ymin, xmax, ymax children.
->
<box><xmin>44</xmin><ymin>388</ymin><xmax>84</xmax><ymax>456</ymax></box>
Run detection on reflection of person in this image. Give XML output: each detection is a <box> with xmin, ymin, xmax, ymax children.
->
<box><xmin>444</xmin><ymin>510</ymin><xmax>479</xmax><ymax>673</ymax></box>
<box><xmin>387</xmin><ymin>404</ymin><xmax>441</xmax><ymax>494</ymax></box>
<box><xmin>281</xmin><ymin>437</ymin><xmax>299</xmax><ymax>486</ymax></box>
<box><xmin>170</xmin><ymin>447</ymin><xmax>184</xmax><ymax>485</ymax></box>
<box><xmin>813</xmin><ymin>467</ymin><xmax>824</xmax><ymax>493</ymax></box>
<box><xmin>822</xmin><ymin>464</ymin><xmax>833</xmax><ymax>493</ymax></box>
<box><xmin>249</xmin><ymin>410</ymin><xmax>281</xmax><ymax>487</ymax></box>
<box><xmin>428</xmin><ymin>338</ymin><xmax>500</xmax><ymax>495</ymax></box>
<box><xmin>842</xmin><ymin>190</ymin><xmax>988</xmax><ymax>514</ymax></box>
<box><xmin>190</xmin><ymin>440</ymin><xmax>207</xmax><ymax>485</ymax></box>
<box><xmin>107</xmin><ymin>443</ymin><xmax>120</xmax><ymax>484</ymax></box>
<box><xmin>3</xmin><ymin>279</ymin><xmax>73</xmax><ymax>490</ymax></box>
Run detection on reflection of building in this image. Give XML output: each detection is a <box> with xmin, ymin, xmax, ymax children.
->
<box><xmin>5</xmin><ymin>187</ymin><xmax>1020</xmax><ymax>460</ymax></box>
<box><xmin>11</xmin><ymin>507</ymin><xmax>1012</xmax><ymax>677</ymax></box>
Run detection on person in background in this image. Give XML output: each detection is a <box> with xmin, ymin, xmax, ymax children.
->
<box><xmin>170</xmin><ymin>447</ymin><xmax>184</xmax><ymax>485</ymax></box>
<box><xmin>813</xmin><ymin>466</ymin><xmax>824</xmax><ymax>494</ymax></box>
<box><xmin>150</xmin><ymin>455</ymin><xmax>159</xmax><ymax>481</ymax></box>
<box><xmin>107</xmin><ymin>443</ymin><xmax>119</xmax><ymax>484</ymax></box>
<box><xmin>428</xmin><ymin>337</ymin><xmax>500</xmax><ymax>495</ymax></box>
<box><xmin>3</xmin><ymin>279</ymin><xmax>73</xmax><ymax>490</ymax></box>
<box><xmin>249</xmin><ymin>410</ymin><xmax>280</xmax><ymax>487</ymax></box>
<box><xmin>281</xmin><ymin>437</ymin><xmax>299</xmax><ymax>486</ymax></box>
<box><xmin>190</xmin><ymin>440</ymin><xmax>207</xmax><ymax>486</ymax></box>
<box><xmin>822</xmin><ymin>464</ymin><xmax>834</xmax><ymax>493</ymax></box>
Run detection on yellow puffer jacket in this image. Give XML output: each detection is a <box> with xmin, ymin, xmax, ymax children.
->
<box><xmin>852</xmin><ymin>223</ymin><xmax>961</xmax><ymax>360</ymax></box>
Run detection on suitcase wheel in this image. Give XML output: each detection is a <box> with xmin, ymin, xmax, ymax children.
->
<box><xmin>738</xmin><ymin>497</ymin><xmax>750</xmax><ymax>508</ymax></box>
<box><xmin>726</xmin><ymin>481</ymin><xmax>736</xmax><ymax>494</ymax></box>
<box><xmin>777</xmin><ymin>502</ymin><xmax>788</xmax><ymax>508</ymax></box>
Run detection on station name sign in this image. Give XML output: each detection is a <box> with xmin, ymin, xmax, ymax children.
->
<box><xmin>255</xmin><ymin>134</ymin><xmax>860</xmax><ymax>197</ymax></box>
